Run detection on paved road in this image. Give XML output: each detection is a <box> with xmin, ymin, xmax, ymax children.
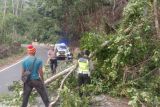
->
<box><xmin>0</xmin><ymin>45</ymin><xmax>48</xmax><ymax>94</ymax></box>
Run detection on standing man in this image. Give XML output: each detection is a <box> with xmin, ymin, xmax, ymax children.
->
<box><xmin>47</xmin><ymin>45</ymin><xmax>57</xmax><ymax>74</ymax></box>
<box><xmin>77</xmin><ymin>50</ymin><xmax>91</xmax><ymax>97</ymax></box>
<box><xmin>21</xmin><ymin>45</ymin><xmax>50</xmax><ymax>107</ymax></box>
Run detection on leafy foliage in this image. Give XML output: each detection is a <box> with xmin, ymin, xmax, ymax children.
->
<box><xmin>0</xmin><ymin>81</ymin><xmax>37</xmax><ymax>106</ymax></box>
<box><xmin>60</xmin><ymin>85</ymin><xmax>89</xmax><ymax>107</ymax></box>
<box><xmin>80</xmin><ymin>0</ymin><xmax>160</xmax><ymax>106</ymax></box>
<box><xmin>80</xmin><ymin>32</ymin><xmax>103</xmax><ymax>51</ymax></box>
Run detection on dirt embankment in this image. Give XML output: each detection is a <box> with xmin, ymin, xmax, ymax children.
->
<box><xmin>0</xmin><ymin>42</ymin><xmax>21</xmax><ymax>59</ymax></box>
<box><xmin>0</xmin><ymin>43</ymin><xmax>25</xmax><ymax>69</ymax></box>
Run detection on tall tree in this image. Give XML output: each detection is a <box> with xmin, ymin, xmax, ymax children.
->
<box><xmin>15</xmin><ymin>0</ymin><xmax>19</xmax><ymax>16</ymax></box>
<box><xmin>3</xmin><ymin>0</ymin><xmax>7</xmax><ymax>20</ymax></box>
<box><xmin>153</xmin><ymin>0</ymin><xmax>160</xmax><ymax>39</ymax></box>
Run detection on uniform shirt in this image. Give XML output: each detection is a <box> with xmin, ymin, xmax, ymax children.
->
<box><xmin>78</xmin><ymin>57</ymin><xmax>90</xmax><ymax>75</ymax></box>
<box><xmin>22</xmin><ymin>56</ymin><xmax>42</xmax><ymax>80</ymax></box>
<box><xmin>48</xmin><ymin>49</ymin><xmax>57</xmax><ymax>59</ymax></box>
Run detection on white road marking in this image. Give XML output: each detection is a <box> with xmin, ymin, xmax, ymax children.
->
<box><xmin>0</xmin><ymin>60</ymin><xmax>23</xmax><ymax>72</ymax></box>
<box><xmin>0</xmin><ymin>45</ymin><xmax>46</xmax><ymax>73</ymax></box>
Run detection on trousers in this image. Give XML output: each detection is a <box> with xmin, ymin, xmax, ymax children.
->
<box><xmin>78</xmin><ymin>73</ymin><xmax>90</xmax><ymax>86</ymax></box>
<box><xmin>50</xmin><ymin>59</ymin><xmax>57</xmax><ymax>74</ymax></box>
<box><xmin>21</xmin><ymin>80</ymin><xmax>50</xmax><ymax>107</ymax></box>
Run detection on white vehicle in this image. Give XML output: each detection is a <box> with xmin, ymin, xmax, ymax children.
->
<box><xmin>55</xmin><ymin>43</ymin><xmax>70</xmax><ymax>59</ymax></box>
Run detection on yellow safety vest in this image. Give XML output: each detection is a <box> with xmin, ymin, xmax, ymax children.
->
<box><xmin>78</xmin><ymin>58</ymin><xmax>90</xmax><ymax>74</ymax></box>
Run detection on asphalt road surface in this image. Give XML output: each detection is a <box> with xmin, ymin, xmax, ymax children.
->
<box><xmin>0</xmin><ymin>45</ymin><xmax>48</xmax><ymax>94</ymax></box>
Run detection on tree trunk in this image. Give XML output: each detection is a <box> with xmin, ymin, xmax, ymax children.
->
<box><xmin>153</xmin><ymin>0</ymin><xmax>160</xmax><ymax>39</ymax></box>
<box><xmin>19</xmin><ymin>0</ymin><xmax>24</xmax><ymax>16</ymax></box>
<box><xmin>44</xmin><ymin>65</ymin><xmax>77</xmax><ymax>85</ymax></box>
<box><xmin>12</xmin><ymin>0</ymin><xmax>15</xmax><ymax>15</ymax></box>
<box><xmin>112</xmin><ymin>0</ymin><xmax>116</xmax><ymax>17</ymax></box>
<box><xmin>2</xmin><ymin>0</ymin><xmax>7</xmax><ymax>43</ymax></box>
<box><xmin>15</xmin><ymin>0</ymin><xmax>19</xmax><ymax>16</ymax></box>
<box><xmin>12</xmin><ymin>0</ymin><xmax>16</xmax><ymax>38</ymax></box>
<box><xmin>3</xmin><ymin>0</ymin><xmax>7</xmax><ymax>20</ymax></box>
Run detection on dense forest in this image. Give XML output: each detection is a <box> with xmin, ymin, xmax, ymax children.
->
<box><xmin>0</xmin><ymin>0</ymin><xmax>160</xmax><ymax>107</ymax></box>
<box><xmin>0</xmin><ymin>0</ymin><xmax>128</xmax><ymax>44</ymax></box>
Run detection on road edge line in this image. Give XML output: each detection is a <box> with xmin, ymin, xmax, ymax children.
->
<box><xmin>0</xmin><ymin>60</ymin><xmax>23</xmax><ymax>72</ymax></box>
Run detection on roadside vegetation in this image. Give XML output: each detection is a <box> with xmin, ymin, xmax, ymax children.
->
<box><xmin>0</xmin><ymin>0</ymin><xmax>160</xmax><ymax>107</ymax></box>
<box><xmin>0</xmin><ymin>47</ymin><xmax>25</xmax><ymax>69</ymax></box>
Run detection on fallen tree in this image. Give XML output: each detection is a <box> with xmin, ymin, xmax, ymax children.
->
<box><xmin>44</xmin><ymin>40</ymin><xmax>110</xmax><ymax>86</ymax></box>
<box><xmin>44</xmin><ymin>40</ymin><xmax>111</xmax><ymax>106</ymax></box>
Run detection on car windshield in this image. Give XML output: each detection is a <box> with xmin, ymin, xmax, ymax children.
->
<box><xmin>59</xmin><ymin>46</ymin><xmax>67</xmax><ymax>49</ymax></box>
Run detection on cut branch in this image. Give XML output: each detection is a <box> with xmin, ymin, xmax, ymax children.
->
<box><xmin>49</xmin><ymin>65</ymin><xmax>76</xmax><ymax>107</ymax></box>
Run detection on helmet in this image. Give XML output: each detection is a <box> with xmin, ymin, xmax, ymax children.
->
<box><xmin>83</xmin><ymin>50</ymin><xmax>90</xmax><ymax>56</ymax></box>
